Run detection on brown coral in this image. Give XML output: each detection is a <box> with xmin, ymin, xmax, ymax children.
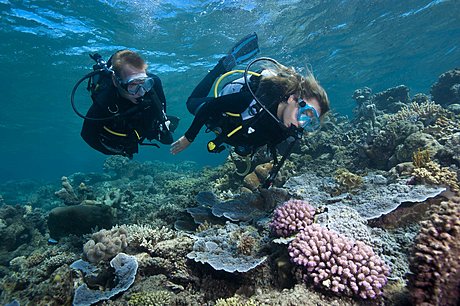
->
<box><xmin>334</xmin><ymin>168</ymin><xmax>363</xmax><ymax>193</ymax></box>
<box><xmin>408</xmin><ymin>196</ymin><xmax>460</xmax><ymax>306</ymax></box>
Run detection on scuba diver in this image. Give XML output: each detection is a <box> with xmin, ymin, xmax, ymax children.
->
<box><xmin>73</xmin><ymin>49</ymin><xmax>179</xmax><ymax>158</ymax></box>
<box><xmin>170</xmin><ymin>33</ymin><xmax>330</xmax><ymax>187</ymax></box>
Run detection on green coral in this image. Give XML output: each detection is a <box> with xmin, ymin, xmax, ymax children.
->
<box><xmin>128</xmin><ymin>290</ymin><xmax>171</xmax><ymax>306</ymax></box>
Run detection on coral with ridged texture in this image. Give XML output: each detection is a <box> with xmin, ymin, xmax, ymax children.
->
<box><xmin>83</xmin><ymin>226</ymin><xmax>128</xmax><ymax>263</ymax></box>
<box><xmin>409</xmin><ymin>196</ymin><xmax>460</xmax><ymax>306</ymax></box>
<box><xmin>288</xmin><ymin>224</ymin><xmax>390</xmax><ymax>299</ymax></box>
<box><xmin>269</xmin><ymin>199</ymin><xmax>316</xmax><ymax>237</ymax></box>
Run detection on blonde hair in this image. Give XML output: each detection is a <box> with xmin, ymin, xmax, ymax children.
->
<box><xmin>111</xmin><ymin>50</ymin><xmax>147</xmax><ymax>77</ymax></box>
<box><xmin>256</xmin><ymin>63</ymin><xmax>330</xmax><ymax>116</ymax></box>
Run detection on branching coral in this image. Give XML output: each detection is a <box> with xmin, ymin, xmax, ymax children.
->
<box><xmin>125</xmin><ymin>224</ymin><xmax>175</xmax><ymax>254</ymax></box>
<box><xmin>288</xmin><ymin>224</ymin><xmax>390</xmax><ymax>299</ymax></box>
<box><xmin>389</xmin><ymin>101</ymin><xmax>448</xmax><ymax>126</ymax></box>
<box><xmin>412</xmin><ymin>148</ymin><xmax>432</xmax><ymax>168</ymax></box>
<box><xmin>411</xmin><ymin>147</ymin><xmax>459</xmax><ymax>192</ymax></box>
<box><xmin>54</xmin><ymin>177</ymin><xmax>95</xmax><ymax>205</ymax></box>
<box><xmin>269</xmin><ymin>199</ymin><xmax>316</xmax><ymax>237</ymax></box>
<box><xmin>408</xmin><ymin>196</ymin><xmax>460</xmax><ymax>305</ymax></box>
<box><xmin>412</xmin><ymin>160</ymin><xmax>459</xmax><ymax>192</ymax></box>
<box><xmin>215</xmin><ymin>296</ymin><xmax>258</xmax><ymax>306</ymax></box>
<box><xmin>128</xmin><ymin>290</ymin><xmax>171</xmax><ymax>306</ymax></box>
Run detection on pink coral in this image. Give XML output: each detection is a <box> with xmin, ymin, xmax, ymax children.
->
<box><xmin>288</xmin><ymin>224</ymin><xmax>390</xmax><ymax>299</ymax></box>
<box><xmin>269</xmin><ymin>199</ymin><xmax>316</xmax><ymax>237</ymax></box>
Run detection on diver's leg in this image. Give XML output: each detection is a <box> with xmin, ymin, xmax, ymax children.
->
<box><xmin>186</xmin><ymin>60</ymin><xmax>226</xmax><ymax>115</ymax></box>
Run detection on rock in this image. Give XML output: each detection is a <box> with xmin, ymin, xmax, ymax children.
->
<box><xmin>48</xmin><ymin>205</ymin><xmax>114</xmax><ymax>239</ymax></box>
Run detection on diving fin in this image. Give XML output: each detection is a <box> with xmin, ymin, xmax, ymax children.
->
<box><xmin>222</xmin><ymin>32</ymin><xmax>260</xmax><ymax>71</ymax></box>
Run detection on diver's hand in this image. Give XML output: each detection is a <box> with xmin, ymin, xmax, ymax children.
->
<box><xmin>170</xmin><ymin>136</ymin><xmax>191</xmax><ymax>155</ymax></box>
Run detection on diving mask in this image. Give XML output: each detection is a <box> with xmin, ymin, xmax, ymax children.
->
<box><xmin>118</xmin><ymin>73</ymin><xmax>154</xmax><ymax>96</ymax></box>
<box><xmin>297</xmin><ymin>98</ymin><xmax>320</xmax><ymax>132</ymax></box>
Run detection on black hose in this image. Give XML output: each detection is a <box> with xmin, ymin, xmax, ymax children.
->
<box><xmin>70</xmin><ymin>70</ymin><xmax>120</xmax><ymax>121</ymax></box>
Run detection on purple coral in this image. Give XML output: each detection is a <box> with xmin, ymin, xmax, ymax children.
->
<box><xmin>270</xmin><ymin>199</ymin><xmax>316</xmax><ymax>237</ymax></box>
<box><xmin>288</xmin><ymin>224</ymin><xmax>390</xmax><ymax>299</ymax></box>
<box><xmin>409</xmin><ymin>197</ymin><xmax>460</xmax><ymax>305</ymax></box>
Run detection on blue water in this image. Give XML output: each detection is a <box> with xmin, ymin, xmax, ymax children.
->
<box><xmin>0</xmin><ymin>0</ymin><xmax>459</xmax><ymax>182</ymax></box>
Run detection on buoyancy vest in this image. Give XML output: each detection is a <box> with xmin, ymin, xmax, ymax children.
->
<box><xmin>206</xmin><ymin>72</ymin><xmax>286</xmax><ymax>156</ymax></box>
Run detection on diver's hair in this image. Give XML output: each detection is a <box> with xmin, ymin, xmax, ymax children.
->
<box><xmin>111</xmin><ymin>50</ymin><xmax>147</xmax><ymax>77</ymax></box>
<box><xmin>256</xmin><ymin>63</ymin><xmax>330</xmax><ymax>117</ymax></box>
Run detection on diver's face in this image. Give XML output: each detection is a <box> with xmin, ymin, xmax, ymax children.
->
<box><xmin>113</xmin><ymin>64</ymin><xmax>148</xmax><ymax>103</ymax></box>
<box><xmin>278</xmin><ymin>95</ymin><xmax>321</xmax><ymax>129</ymax></box>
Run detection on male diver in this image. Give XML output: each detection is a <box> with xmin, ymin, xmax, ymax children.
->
<box><xmin>77</xmin><ymin>50</ymin><xmax>178</xmax><ymax>158</ymax></box>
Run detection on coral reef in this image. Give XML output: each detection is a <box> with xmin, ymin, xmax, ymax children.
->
<box><xmin>215</xmin><ymin>296</ymin><xmax>258</xmax><ymax>306</ymax></box>
<box><xmin>333</xmin><ymin>168</ymin><xmax>363</xmax><ymax>194</ymax></box>
<box><xmin>412</xmin><ymin>160</ymin><xmax>459</xmax><ymax>192</ymax></box>
<box><xmin>373</xmin><ymin>85</ymin><xmax>410</xmax><ymax>113</ymax></box>
<box><xmin>243</xmin><ymin>162</ymin><xmax>273</xmax><ymax>190</ymax></box>
<box><xmin>3</xmin><ymin>68</ymin><xmax>460</xmax><ymax>305</ymax></box>
<box><xmin>54</xmin><ymin>176</ymin><xmax>95</xmax><ymax>206</ymax></box>
<box><xmin>390</xmin><ymin>100</ymin><xmax>448</xmax><ymax>126</ymax></box>
<box><xmin>83</xmin><ymin>226</ymin><xmax>128</xmax><ymax>263</ymax></box>
<box><xmin>408</xmin><ymin>196</ymin><xmax>460</xmax><ymax>306</ymax></box>
<box><xmin>187</xmin><ymin>222</ymin><xmax>267</xmax><ymax>273</ymax></box>
<box><xmin>125</xmin><ymin>224</ymin><xmax>176</xmax><ymax>254</ymax></box>
<box><xmin>269</xmin><ymin>199</ymin><xmax>316</xmax><ymax>237</ymax></box>
<box><xmin>128</xmin><ymin>290</ymin><xmax>171</xmax><ymax>306</ymax></box>
<box><xmin>288</xmin><ymin>224</ymin><xmax>390</xmax><ymax>299</ymax></box>
<box><xmin>431</xmin><ymin>67</ymin><xmax>460</xmax><ymax>107</ymax></box>
<box><xmin>73</xmin><ymin>253</ymin><xmax>138</xmax><ymax>306</ymax></box>
<box><xmin>284</xmin><ymin>172</ymin><xmax>445</xmax><ymax>220</ymax></box>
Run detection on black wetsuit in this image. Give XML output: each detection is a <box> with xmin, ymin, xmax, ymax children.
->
<box><xmin>81</xmin><ymin>73</ymin><xmax>171</xmax><ymax>158</ymax></box>
<box><xmin>185</xmin><ymin>61</ymin><xmax>287</xmax><ymax>155</ymax></box>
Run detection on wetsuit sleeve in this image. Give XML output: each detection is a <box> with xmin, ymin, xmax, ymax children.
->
<box><xmin>184</xmin><ymin>91</ymin><xmax>254</xmax><ymax>142</ymax></box>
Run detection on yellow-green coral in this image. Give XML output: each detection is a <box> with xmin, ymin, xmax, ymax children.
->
<box><xmin>412</xmin><ymin>148</ymin><xmax>431</xmax><ymax>168</ymax></box>
<box><xmin>215</xmin><ymin>296</ymin><xmax>259</xmax><ymax>306</ymax></box>
<box><xmin>128</xmin><ymin>290</ymin><xmax>171</xmax><ymax>306</ymax></box>
<box><xmin>334</xmin><ymin>168</ymin><xmax>363</xmax><ymax>192</ymax></box>
<box><xmin>412</xmin><ymin>161</ymin><xmax>459</xmax><ymax>192</ymax></box>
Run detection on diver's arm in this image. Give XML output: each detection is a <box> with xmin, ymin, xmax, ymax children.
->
<box><xmin>186</xmin><ymin>91</ymin><xmax>253</xmax><ymax>142</ymax></box>
<box><xmin>171</xmin><ymin>92</ymin><xmax>253</xmax><ymax>155</ymax></box>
